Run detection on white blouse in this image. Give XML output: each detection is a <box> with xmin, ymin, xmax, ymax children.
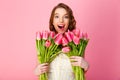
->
<box><xmin>48</xmin><ymin>53</ymin><xmax>75</xmax><ymax>80</ymax></box>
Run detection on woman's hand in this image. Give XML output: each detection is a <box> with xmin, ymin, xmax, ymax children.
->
<box><xmin>34</xmin><ymin>63</ymin><xmax>49</xmax><ymax>76</ymax></box>
<box><xmin>70</xmin><ymin>56</ymin><xmax>89</xmax><ymax>71</ymax></box>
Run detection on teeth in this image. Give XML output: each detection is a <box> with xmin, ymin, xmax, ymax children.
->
<box><xmin>58</xmin><ymin>24</ymin><xmax>64</xmax><ymax>29</ymax></box>
<box><xmin>59</xmin><ymin>24</ymin><xmax>64</xmax><ymax>26</ymax></box>
<box><xmin>58</xmin><ymin>26</ymin><xmax>63</xmax><ymax>28</ymax></box>
<box><xmin>58</xmin><ymin>24</ymin><xmax>65</xmax><ymax>29</ymax></box>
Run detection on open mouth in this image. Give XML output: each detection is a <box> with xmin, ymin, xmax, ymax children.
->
<box><xmin>58</xmin><ymin>25</ymin><xmax>65</xmax><ymax>29</ymax></box>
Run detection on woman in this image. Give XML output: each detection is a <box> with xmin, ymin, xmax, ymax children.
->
<box><xmin>34</xmin><ymin>3</ymin><xmax>89</xmax><ymax>80</ymax></box>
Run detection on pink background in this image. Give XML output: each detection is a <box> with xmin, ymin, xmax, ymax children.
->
<box><xmin>0</xmin><ymin>0</ymin><xmax>120</xmax><ymax>80</ymax></box>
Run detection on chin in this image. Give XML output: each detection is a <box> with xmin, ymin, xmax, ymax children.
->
<box><xmin>58</xmin><ymin>31</ymin><xmax>65</xmax><ymax>34</ymax></box>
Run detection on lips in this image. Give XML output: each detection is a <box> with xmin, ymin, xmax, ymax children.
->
<box><xmin>58</xmin><ymin>24</ymin><xmax>65</xmax><ymax>30</ymax></box>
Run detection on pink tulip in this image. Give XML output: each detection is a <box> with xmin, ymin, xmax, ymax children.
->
<box><xmin>64</xmin><ymin>32</ymin><xmax>72</xmax><ymax>42</ymax></box>
<box><xmin>42</xmin><ymin>31</ymin><xmax>49</xmax><ymax>40</ymax></box>
<box><xmin>80</xmin><ymin>32</ymin><xmax>84</xmax><ymax>39</ymax></box>
<box><xmin>49</xmin><ymin>31</ymin><xmax>55</xmax><ymax>39</ymax></box>
<box><xmin>62</xmin><ymin>37</ymin><xmax>69</xmax><ymax>46</ymax></box>
<box><xmin>54</xmin><ymin>33</ymin><xmax>63</xmax><ymax>45</ymax></box>
<box><xmin>73</xmin><ymin>36</ymin><xmax>80</xmax><ymax>45</ymax></box>
<box><xmin>45</xmin><ymin>40</ymin><xmax>51</xmax><ymax>48</ymax></box>
<box><xmin>36</xmin><ymin>31</ymin><xmax>41</xmax><ymax>40</ymax></box>
<box><xmin>62</xmin><ymin>46</ymin><xmax>70</xmax><ymax>53</ymax></box>
<box><xmin>83</xmin><ymin>32</ymin><xmax>88</xmax><ymax>40</ymax></box>
<box><xmin>54</xmin><ymin>33</ymin><xmax>61</xmax><ymax>39</ymax></box>
<box><xmin>72</xmin><ymin>29</ymin><xmax>80</xmax><ymax>37</ymax></box>
<box><xmin>69</xmin><ymin>31</ymin><xmax>74</xmax><ymax>39</ymax></box>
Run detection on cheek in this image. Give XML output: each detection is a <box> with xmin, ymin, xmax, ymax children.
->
<box><xmin>53</xmin><ymin>21</ymin><xmax>58</xmax><ymax>30</ymax></box>
<box><xmin>53</xmin><ymin>18</ymin><xmax>59</xmax><ymax>22</ymax></box>
<box><xmin>65</xmin><ymin>21</ymin><xmax>69</xmax><ymax>30</ymax></box>
<box><xmin>65</xmin><ymin>19</ymin><xmax>69</xmax><ymax>23</ymax></box>
<box><xmin>65</xmin><ymin>20</ymin><xmax>69</xmax><ymax>26</ymax></box>
<box><xmin>53</xmin><ymin>19</ymin><xmax>59</xmax><ymax>26</ymax></box>
<box><xmin>53</xmin><ymin>21</ymin><xmax>57</xmax><ymax>26</ymax></box>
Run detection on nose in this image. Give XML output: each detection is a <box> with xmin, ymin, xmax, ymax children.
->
<box><xmin>59</xmin><ymin>17</ymin><xmax>63</xmax><ymax>22</ymax></box>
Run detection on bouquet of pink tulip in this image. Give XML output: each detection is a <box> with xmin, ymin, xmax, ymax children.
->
<box><xmin>36</xmin><ymin>31</ymin><xmax>63</xmax><ymax>80</ymax></box>
<box><xmin>61</xmin><ymin>29</ymin><xmax>89</xmax><ymax>80</ymax></box>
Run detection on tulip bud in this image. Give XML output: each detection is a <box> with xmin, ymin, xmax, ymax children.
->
<box><xmin>64</xmin><ymin>32</ymin><xmax>72</xmax><ymax>42</ymax></box>
<box><xmin>72</xmin><ymin>29</ymin><xmax>80</xmax><ymax>37</ymax></box>
<box><xmin>45</xmin><ymin>40</ymin><xmax>51</xmax><ymax>48</ymax></box>
<box><xmin>54</xmin><ymin>33</ymin><xmax>63</xmax><ymax>45</ymax></box>
<box><xmin>42</xmin><ymin>31</ymin><xmax>49</xmax><ymax>40</ymax></box>
<box><xmin>36</xmin><ymin>31</ymin><xmax>41</xmax><ymax>40</ymax></box>
<box><xmin>62</xmin><ymin>37</ymin><xmax>69</xmax><ymax>46</ymax></box>
<box><xmin>80</xmin><ymin>32</ymin><xmax>84</xmax><ymax>39</ymax></box>
<box><xmin>49</xmin><ymin>31</ymin><xmax>55</xmax><ymax>39</ymax></box>
<box><xmin>62</xmin><ymin>46</ymin><xmax>70</xmax><ymax>53</ymax></box>
<box><xmin>83</xmin><ymin>32</ymin><xmax>88</xmax><ymax>40</ymax></box>
<box><xmin>73</xmin><ymin>36</ymin><xmax>80</xmax><ymax>45</ymax></box>
<box><xmin>69</xmin><ymin>31</ymin><xmax>74</xmax><ymax>39</ymax></box>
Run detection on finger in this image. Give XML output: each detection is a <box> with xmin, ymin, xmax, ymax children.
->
<box><xmin>71</xmin><ymin>62</ymin><xmax>79</xmax><ymax>66</ymax></box>
<box><xmin>70</xmin><ymin>56</ymin><xmax>77</xmax><ymax>59</ymax></box>
<box><xmin>70</xmin><ymin>56</ymin><xmax>82</xmax><ymax>59</ymax></box>
<box><xmin>41</xmin><ymin>65</ymin><xmax>49</xmax><ymax>70</ymax></box>
<box><xmin>41</xmin><ymin>68</ymin><xmax>49</xmax><ymax>74</ymax></box>
<box><xmin>77</xmin><ymin>56</ymin><xmax>83</xmax><ymax>60</ymax></box>
<box><xmin>43</xmin><ymin>67</ymin><xmax>49</xmax><ymax>71</ymax></box>
<box><xmin>37</xmin><ymin>63</ymin><xmax>48</xmax><ymax>68</ymax></box>
<box><xmin>70</xmin><ymin>58</ymin><xmax>78</xmax><ymax>62</ymax></box>
<box><xmin>37</xmin><ymin>64</ymin><xmax>42</xmax><ymax>68</ymax></box>
<box><xmin>41</xmin><ymin>63</ymin><xmax>49</xmax><ymax>67</ymax></box>
<box><xmin>41</xmin><ymin>70</ymin><xmax>47</xmax><ymax>74</ymax></box>
<box><xmin>40</xmin><ymin>70</ymin><xmax>45</xmax><ymax>74</ymax></box>
<box><xmin>70</xmin><ymin>56</ymin><xmax>83</xmax><ymax>61</ymax></box>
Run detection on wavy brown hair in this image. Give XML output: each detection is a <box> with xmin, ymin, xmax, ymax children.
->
<box><xmin>49</xmin><ymin>3</ymin><xmax>76</xmax><ymax>32</ymax></box>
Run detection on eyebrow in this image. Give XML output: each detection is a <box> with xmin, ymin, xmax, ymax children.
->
<box><xmin>54</xmin><ymin>13</ymin><xmax>59</xmax><ymax>15</ymax></box>
<box><xmin>54</xmin><ymin>13</ymin><xmax>69</xmax><ymax>15</ymax></box>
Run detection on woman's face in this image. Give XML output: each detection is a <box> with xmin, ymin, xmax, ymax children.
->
<box><xmin>53</xmin><ymin>8</ymin><xmax>69</xmax><ymax>33</ymax></box>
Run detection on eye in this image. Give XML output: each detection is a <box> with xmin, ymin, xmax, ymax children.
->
<box><xmin>54</xmin><ymin>15</ymin><xmax>59</xmax><ymax>18</ymax></box>
<box><xmin>64</xmin><ymin>15</ymin><xmax>69</xmax><ymax>19</ymax></box>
